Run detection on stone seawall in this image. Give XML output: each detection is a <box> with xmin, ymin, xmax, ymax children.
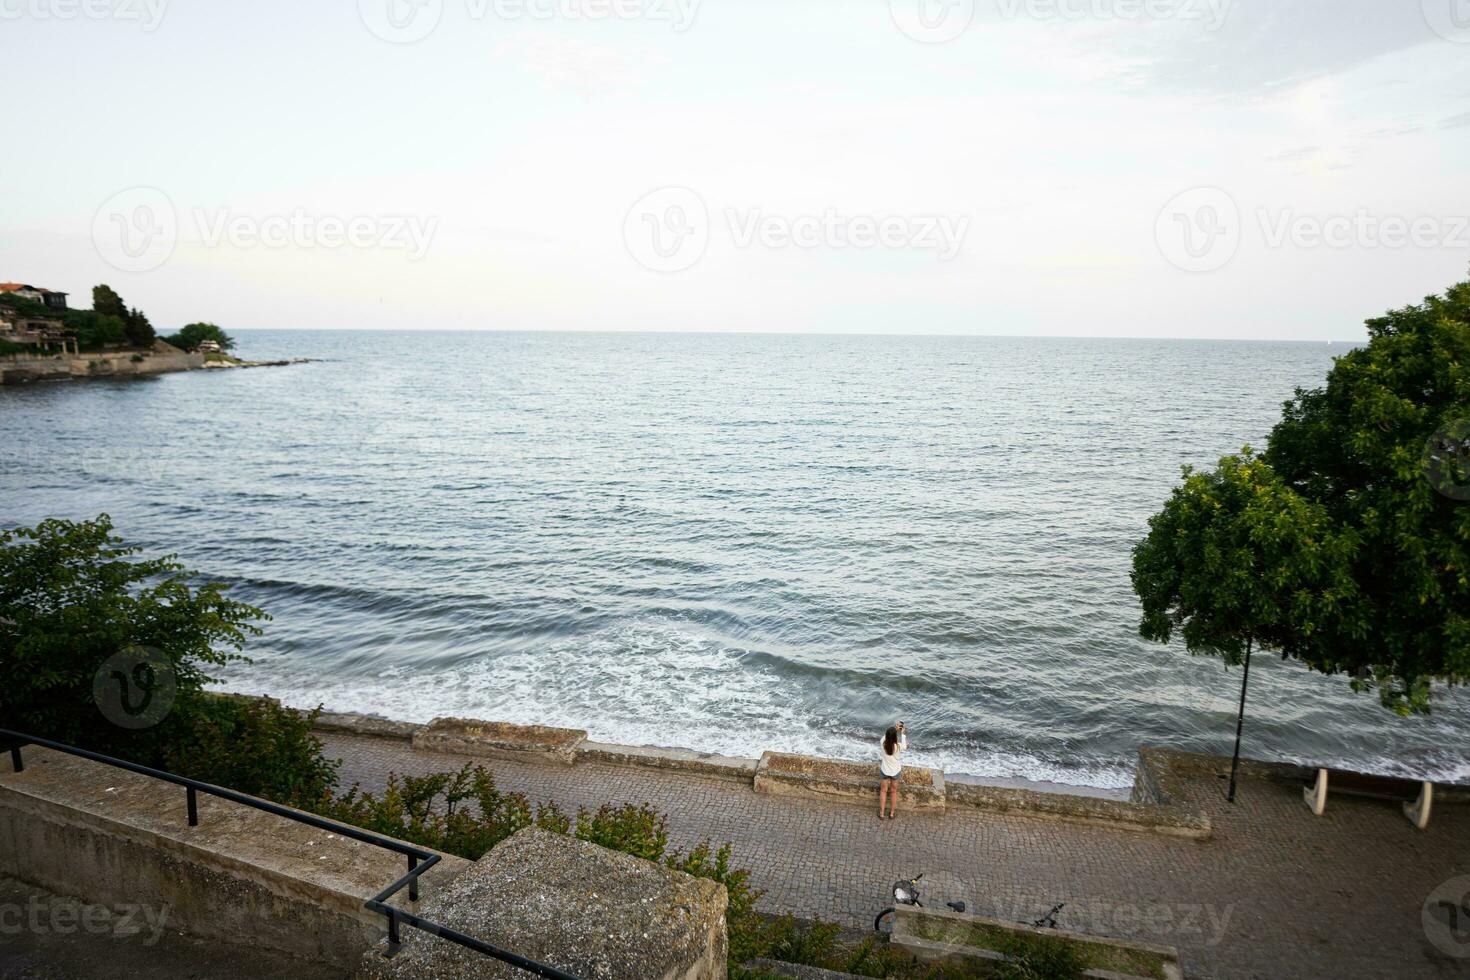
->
<box><xmin>304</xmin><ymin>708</ymin><xmax>1213</xmax><ymax>838</ymax></box>
<box><xmin>0</xmin><ymin>347</ymin><xmax>203</xmax><ymax>384</ymax></box>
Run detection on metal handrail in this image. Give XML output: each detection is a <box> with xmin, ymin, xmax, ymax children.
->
<box><xmin>1</xmin><ymin>728</ymin><xmax>579</xmax><ymax>980</ymax></box>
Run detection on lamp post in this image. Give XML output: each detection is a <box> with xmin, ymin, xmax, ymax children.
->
<box><xmin>1226</xmin><ymin>636</ymin><xmax>1253</xmax><ymax>803</ymax></box>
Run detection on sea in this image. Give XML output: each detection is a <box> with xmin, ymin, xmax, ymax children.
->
<box><xmin>3</xmin><ymin>330</ymin><xmax>1466</xmax><ymax>791</ymax></box>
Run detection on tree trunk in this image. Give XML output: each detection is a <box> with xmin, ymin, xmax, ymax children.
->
<box><xmin>1227</xmin><ymin>637</ymin><xmax>1253</xmax><ymax>803</ymax></box>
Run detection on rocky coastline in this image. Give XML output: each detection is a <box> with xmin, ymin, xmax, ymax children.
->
<box><xmin>0</xmin><ymin>341</ymin><xmax>313</xmax><ymax>385</ymax></box>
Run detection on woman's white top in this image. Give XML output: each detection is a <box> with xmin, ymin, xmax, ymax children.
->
<box><xmin>880</xmin><ymin>733</ymin><xmax>907</xmax><ymax>777</ymax></box>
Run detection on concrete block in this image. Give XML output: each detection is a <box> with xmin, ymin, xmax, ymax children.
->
<box><xmin>753</xmin><ymin>752</ymin><xmax>945</xmax><ymax>812</ymax></box>
<box><xmin>578</xmin><ymin>742</ymin><xmax>759</xmax><ymax>783</ymax></box>
<box><xmin>413</xmin><ymin>717</ymin><xmax>586</xmax><ymax>766</ymax></box>
<box><xmin>356</xmin><ymin>827</ymin><xmax>727</xmax><ymax>980</ymax></box>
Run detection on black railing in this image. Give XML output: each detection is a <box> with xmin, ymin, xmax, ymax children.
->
<box><xmin>1</xmin><ymin>729</ymin><xmax>579</xmax><ymax>980</ymax></box>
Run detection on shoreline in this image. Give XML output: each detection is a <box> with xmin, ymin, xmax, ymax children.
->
<box><xmin>300</xmin><ymin>703</ymin><xmax>1133</xmax><ymax>801</ymax></box>
<box><xmin>0</xmin><ymin>343</ymin><xmax>313</xmax><ymax>385</ymax></box>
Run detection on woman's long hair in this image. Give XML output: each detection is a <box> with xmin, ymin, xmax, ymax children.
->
<box><xmin>883</xmin><ymin>726</ymin><xmax>899</xmax><ymax>756</ymax></box>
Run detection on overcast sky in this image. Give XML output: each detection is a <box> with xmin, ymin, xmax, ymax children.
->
<box><xmin>3</xmin><ymin>0</ymin><xmax>1468</xmax><ymax>340</ymax></box>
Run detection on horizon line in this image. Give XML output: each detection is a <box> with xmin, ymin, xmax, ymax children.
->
<box><xmin>227</xmin><ymin>326</ymin><xmax>1368</xmax><ymax>345</ymax></box>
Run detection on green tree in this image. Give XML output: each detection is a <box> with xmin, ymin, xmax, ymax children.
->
<box><xmin>124</xmin><ymin>307</ymin><xmax>155</xmax><ymax>348</ymax></box>
<box><xmin>1264</xmin><ymin>276</ymin><xmax>1470</xmax><ymax>714</ymax></box>
<box><xmin>91</xmin><ymin>313</ymin><xmax>127</xmax><ymax>347</ymax></box>
<box><xmin>0</xmin><ymin>516</ymin><xmax>338</xmax><ymax>804</ymax></box>
<box><xmin>1132</xmin><ymin>452</ymin><xmax>1362</xmax><ymax>798</ymax></box>
<box><xmin>0</xmin><ymin>516</ymin><xmax>263</xmax><ymax>745</ymax></box>
<box><xmin>92</xmin><ymin>284</ymin><xmax>128</xmax><ymax>320</ymax></box>
<box><xmin>164</xmin><ymin>322</ymin><xmax>235</xmax><ymax>352</ymax></box>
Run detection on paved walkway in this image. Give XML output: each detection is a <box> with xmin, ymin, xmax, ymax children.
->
<box><xmin>321</xmin><ymin>733</ymin><xmax>1470</xmax><ymax>980</ymax></box>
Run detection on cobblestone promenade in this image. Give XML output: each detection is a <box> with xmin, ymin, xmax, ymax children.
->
<box><xmin>321</xmin><ymin>733</ymin><xmax>1470</xmax><ymax>980</ymax></box>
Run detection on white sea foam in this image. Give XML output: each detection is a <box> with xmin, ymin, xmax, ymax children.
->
<box><xmin>218</xmin><ymin>616</ymin><xmax>1139</xmax><ymax>790</ymax></box>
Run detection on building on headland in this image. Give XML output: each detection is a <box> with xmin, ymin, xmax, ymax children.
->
<box><xmin>0</xmin><ymin>306</ymin><xmax>77</xmax><ymax>354</ymax></box>
<box><xmin>194</xmin><ymin>339</ymin><xmax>223</xmax><ymax>354</ymax></box>
<box><xmin>0</xmin><ymin>282</ymin><xmax>69</xmax><ymax>311</ymax></box>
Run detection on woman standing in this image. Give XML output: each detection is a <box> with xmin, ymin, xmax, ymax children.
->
<box><xmin>879</xmin><ymin>721</ymin><xmax>906</xmax><ymax>820</ymax></box>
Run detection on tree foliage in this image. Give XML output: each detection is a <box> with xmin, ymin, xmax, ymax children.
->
<box><xmin>1262</xmin><ymin>276</ymin><xmax>1470</xmax><ymax>713</ymax></box>
<box><xmin>92</xmin><ymin>284</ymin><xmax>128</xmax><ymax>320</ymax></box>
<box><xmin>1132</xmin><ymin>452</ymin><xmax>1362</xmax><ymax>665</ymax></box>
<box><xmin>1134</xmin><ymin>274</ymin><xmax>1470</xmax><ymax>714</ymax></box>
<box><xmin>163</xmin><ymin>322</ymin><xmax>235</xmax><ymax>352</ymax></box>
<box><xmin>0</xmin><ymin>516</ymin><xmax>344</xmax><ymax>805</ymax></box>
<box><xmin>124</xmin><ymin>306</ymin><xmax>155</xmax><ymax>348</ymax></box>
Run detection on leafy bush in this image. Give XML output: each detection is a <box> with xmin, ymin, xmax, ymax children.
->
<box><xmin>310</xmin><ymin>760</ymin><xmax>781</xmax><ymax>975</ymax></box>
<box><xmin>0</xmin><ymin>516</ymin><xmax>266</xmax><ymax>755</ymax></box>
<box><xmin>670</xmin><ymin>841</ymin><xmax>769</xmax><ymax>965</ymax></box>
<box><xmin>318</xmin><ymin>763</ymin><xmax>568</xmax><ymax>857</ymax></box>
<box><xmin>0</xmin><ymin>515</ymin><xmax>340</xmax><ymax>831</ymax></box>
<box><xmin>577</xmin><ymin>802</ymin><xmax>668</xmax><ymax>861</ymax></box>
<box><xmin>164</xmin><ymin>322</ymin><xmax>235</xmax><ymax>352</ymax></box>
<box><xmin>764</xmin><ymin>916</ymin><xmax>843</xmax><ymax>968</ymax></box>
<box><xmin>991</xmin><ymin>931</ymin><xmax>1086</xmax><ymax>980</ymax></box>
<box><xmin>161</xmin><ymin>696</ymin><xmax>340</xmax><ymax>809</ymax></box>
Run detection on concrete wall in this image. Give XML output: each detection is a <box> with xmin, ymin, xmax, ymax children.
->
<box><xmin>0</xmin><ymin>747</ymin><xmax>469</xmax><ymax>972</ymax></box>
<box><xmin>0</xmin><ymin>347</ymin><xmax>202</xmax><ymax>384</ymax></box>
<box><xmin>309</xmin><ymin>709</ymin><xmax>1215</xmax><ymax>835</ymax></box>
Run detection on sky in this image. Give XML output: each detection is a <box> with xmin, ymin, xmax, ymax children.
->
<box><xmin>2</xmin><ymin>0</ymin><xmax>1468</xmax><ymax>340</ymax></box>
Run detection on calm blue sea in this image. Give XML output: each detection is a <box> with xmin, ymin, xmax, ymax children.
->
<box><xmin>3</xmin><ymin>330</ymin><xmax>1466</xmax><ymax>789</ymax></box>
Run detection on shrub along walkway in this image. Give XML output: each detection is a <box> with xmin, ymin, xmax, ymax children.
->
<box><xmin>321</xmin><ymin>732</ymin><xmax>1468</xmax><ymax>980</ymax></box>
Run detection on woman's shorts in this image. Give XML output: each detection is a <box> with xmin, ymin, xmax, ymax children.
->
<box><xmin>880</xmin><ymin>768</ymin><xmax>901</xmax><ymax>781</ymax></box>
